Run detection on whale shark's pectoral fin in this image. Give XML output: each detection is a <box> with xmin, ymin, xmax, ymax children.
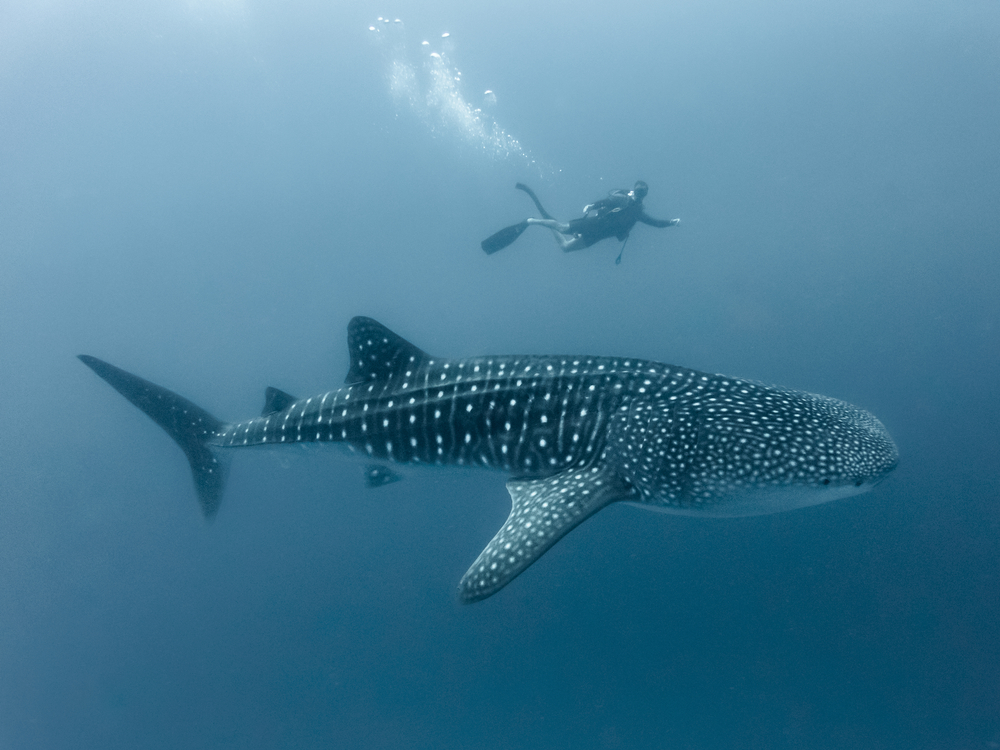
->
<box><xmin>458</xmin><ymin>466</ymin><xmax>634</xmax><ymax>603</ymax></box>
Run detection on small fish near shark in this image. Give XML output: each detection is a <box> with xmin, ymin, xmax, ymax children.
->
<box><xmin>79</xmin><ymin>317</ymin><xmax>898</xmax><ymax>603</ymax></box>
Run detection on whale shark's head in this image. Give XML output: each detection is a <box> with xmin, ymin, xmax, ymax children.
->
<box><xmin>621</xmin><ymin>380</ymin><xmax>899</xmax><ymax>517</ymax></box>
<box><xmin>822</xmin><ymin>398</ymin><xmax>899</xmax><ymax>489</ymax></box>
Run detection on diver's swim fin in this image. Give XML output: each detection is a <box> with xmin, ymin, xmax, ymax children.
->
<box><xmin>481</xmin><ymin>221</ymin><xmax>529</xmax><ymax>254</ymax></box>
<box><xmin>515</xmin><ymin>183</ymin><xmax>554</xmax><ymax>220</ymax></box>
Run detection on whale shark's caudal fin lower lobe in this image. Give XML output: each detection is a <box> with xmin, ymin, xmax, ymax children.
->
<box><xmin>78</xmin><ymin>355</ymin><xmax>229</xmax><ymax>519</ymax></box>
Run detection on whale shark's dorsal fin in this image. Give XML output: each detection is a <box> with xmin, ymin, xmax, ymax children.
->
<box><xmin>458</xmin><ymin>465</ymin><xmax>636</xmax><ymax>603</ymax></box>
<box><xmin>345</xmin><ymin>317</ymin><xmax>432</xmax><ymax>385</ymax></box>
<box><xmin>261</xmin><ymin>387</ymin><xmax>297</xmax><ymax>416</ymax></box>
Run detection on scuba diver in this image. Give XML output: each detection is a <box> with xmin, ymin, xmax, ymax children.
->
<box><xmin>481</xmin><ymin>181</ymin><xmax>680</xmax><ymax>260</ymax></box>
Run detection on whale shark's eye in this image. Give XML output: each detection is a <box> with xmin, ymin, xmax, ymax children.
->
<box><xmin>854</xmin><ymin>479</ymin><xmax>864</xmax><ymax>487</ymax></box>
<box><xmin>822</xmin><ymin>479</ymin><xmax>830</xmax><ymax>485</ymax></box>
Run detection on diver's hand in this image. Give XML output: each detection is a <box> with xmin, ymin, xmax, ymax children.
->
<box><xmin>670</xmin><ymin>218</ymin><xmax>680</xmax><ymax>226</ymax></box>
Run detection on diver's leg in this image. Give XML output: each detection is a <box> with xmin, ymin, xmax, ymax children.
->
<box><xmin>524</xmin><ymin>217</ymin><xmax>584</xmax><ymax>250</ymax></box>
<box><xmin>524</xmin><ymin>217</ymin><xmax>576</xmax><ymax>249</ymax></box>
<box><xmin>526</xmin><ymin>218</ymin><xmax>578</xmax><ymax>249</ymax></box>
<box><xmin>526</xmin><ymin>217</ymin><xmax>571</xmax><ymax>233</ymax></box>
<box><xmin>559</xmin><ymin>236</ymin><xmax>588</xmax><ymax>252</ymax></box>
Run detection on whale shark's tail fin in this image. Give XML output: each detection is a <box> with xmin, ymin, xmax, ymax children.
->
<box><xmin>78</xmin><ymin>355</ymin><xmax>229</xmax><ymax>519</ymax></box>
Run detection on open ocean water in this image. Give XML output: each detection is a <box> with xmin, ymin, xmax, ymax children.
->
<box><xmin>1</xmin><ymin>1</ymin><xmax>998</xmax><ymax>748</ymax></box>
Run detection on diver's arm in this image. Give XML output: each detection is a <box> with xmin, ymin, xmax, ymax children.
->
<box><xmin>638</xmin><ymin>210</ymin><xmax>680</xmax><ymax>228</ymax></box>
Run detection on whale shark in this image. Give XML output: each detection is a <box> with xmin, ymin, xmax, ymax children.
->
<box><xmin>79</xmin><ymin>317</ymin><xmax>898</xmax><ymax>602</ymax></box>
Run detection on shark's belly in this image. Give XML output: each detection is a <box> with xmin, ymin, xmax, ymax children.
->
<box><xmin>628</xmin><ymin>481</ymin><xmax>871</xmax><ymax>517</ymax></box>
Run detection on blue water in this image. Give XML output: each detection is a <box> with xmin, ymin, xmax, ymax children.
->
<box><xmin>2</xmin><ymin>1</ymin><xmax>998</xmax><ymax>748</ymax></box>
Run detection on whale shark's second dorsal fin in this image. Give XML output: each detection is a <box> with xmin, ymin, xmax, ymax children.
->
<box><xmin>261</xmin><ymin>387</ymin><xmax>297</xmax><ymax>416</ymax></box>
<box><xmin>345</xmin><ymin>317</ymin><xmax>432</xmax><ymax>385</ymax></box>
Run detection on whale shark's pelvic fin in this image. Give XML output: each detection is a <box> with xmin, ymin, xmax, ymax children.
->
<box><xmin>364</xmin><ymin>464</ymin><xmax>402</xmax><ymax>488</ymax></box>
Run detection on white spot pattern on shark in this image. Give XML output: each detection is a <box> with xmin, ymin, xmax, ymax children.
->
<box><xmin>78</xmin><ymin>317</ymin><xmax>898</xmax><ymax>603</ymax></box>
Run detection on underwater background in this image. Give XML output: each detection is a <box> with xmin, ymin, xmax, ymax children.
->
<box><xmin>1</xmin><ymin>0</ymin><xmax>998</xmax><ymax>748</ymax></box>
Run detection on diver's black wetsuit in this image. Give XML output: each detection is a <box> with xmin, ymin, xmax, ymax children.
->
<box><xmin>565</xmin><ymin>190</ymin><xmax>677</xmax><ymax>247</ymax></box>
<box><xmin>481</xmin><ymin>181</ymin><xmax>678</xmax><ymax>255</ymax></box>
